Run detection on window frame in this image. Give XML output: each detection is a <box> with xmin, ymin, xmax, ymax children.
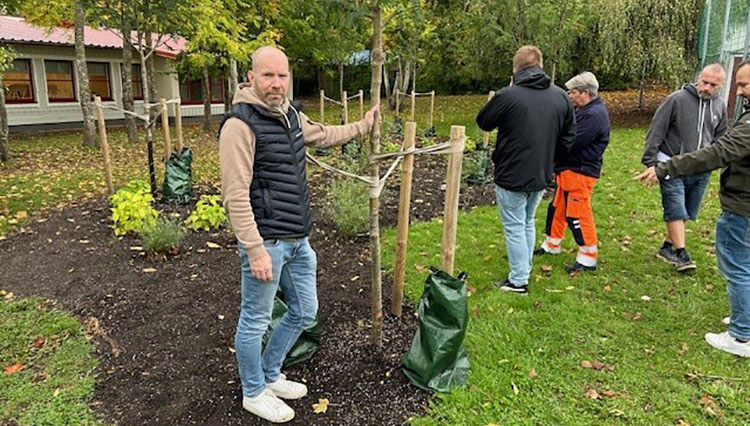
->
<box><xmin>87</xmin><ymin>61</ymin><xmax>113</xmax><ymax>102</ymax></box>
<box><xmin>3</xmin><ymin>58</ymin><xmax>36</xmax><ymax>104</ymax></box>
<box><xmin>179</xmin><ymin>77</ymin><xmax>224</xmax><ymax>105</ymax></box>
<box><xmin>44</xmin><ymin>59</ymin><xmax>77</xmax><ymax>103</ymax></box>
<box><xmin>130</xmin><ymin>63</ymin><xmax>144</xmax><ymax>101</ymax></box>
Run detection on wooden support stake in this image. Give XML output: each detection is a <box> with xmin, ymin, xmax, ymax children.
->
<box><xmin>175</xmin><ymin>98</ymin><xmax>184</xmax><ymax>152</ymax></box>
<box><xmin>410</xmin><ymin>90</ymin><xmax>416</xmax><ymax>121</ymax></box>
<box><xmin>359</xmin><ymin>89</ymin><xmax>364</xmax><ymax>120</ymax></box>
<box><xmin>94</xmin><ymin>96</ymin><xmax>115</xmax><ymax>195</ymax></box>
<box><xmin>392</xmin><ymin>121</ymin><xmax>417</xmax><ymax>317</ymax></box>
<box><xmin>160</xmin><ymin>98</ymin><xmax>171</xmax><ymax>162</ymax></box>
<box><xmin>441</xmin><ymin>125</ymin><xmax>465</xmax><ymax>275</ymax></box>
<box><xmin>482</xmin><ymin>90</ymin><xmax>495</xmax><ymax>149</ymax></box>
<box><xmin>429</xmin><ymin>90</ymin><xmax>435</xmax><ymax>129</ymax></box>
<box><xmin>320</xmin><ymin>90</ymin><xmax>325</xmax><ymax>123</ymax></box>
<box><xmin>395</xmin><ymin>90</ymin><xmax>400</xmax><ymax>116</ymax></box>
<box><xmin>342</xmin><ymin>90</ymin><xmax>349</xmax><ymax>124</ymax></box>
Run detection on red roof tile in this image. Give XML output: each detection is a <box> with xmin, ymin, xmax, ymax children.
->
<box><xmin>0</xmin><ymin>15</ymin><xmax>187</xmax><ymax>59</ymax></box>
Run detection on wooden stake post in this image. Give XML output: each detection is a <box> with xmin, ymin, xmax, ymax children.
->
<box><xmin>175</xmin><ymin>98</ymin><xmax>184</xmax><ymax>152</ymax></box>
<box><xmin>395</xmin><ymin>90</ymin><xmax>401</xmax><ymax>116</ymax></box>
<box><xmin>441</xmin><ymin>126</ymin><xmax>465</xmax><ymax>275</ymax></box>
<box><xmin>359</xmin><ymin>89</ymin><xmax>364</xmax><ymax>120</ymax></box>
<box><xmin>93</xmin><ymin>96</ymin><xmax>115</xmax><ymax>195</ymax></box>
<box><xmin>482</xmin><ymin>91</ymin><xmax>495</xmax><ymax>149</ymax></box>
<box><xmin>410</xmin><ymin>90</ymin><xmax>416</xmax><ymax>121</ymax></box>
<box><xmin>429</xmin><ymin>90</ymin><xmax>435</xmax><ymax>128</ymax></box>
<box><xmin>342</xmin><ymin>91</ymin><xmax>349</xmax><ymax>124</ymax></box>
<box><xmin>160</xmin><ymin>98</ymin><xmax>171</xmax><ymax>162</ymax></box>
<box><xmin>391</xmin><ymin>121</ymin><xmax>417</xmax><ymax>317</ymax></box>
<box><xmin>320</xmin><ymin>90</ymin><xmax>325</xmax><ymax>123</ymax></box>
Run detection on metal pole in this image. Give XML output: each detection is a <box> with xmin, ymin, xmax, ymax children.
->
<box><xmin>701</xmin><ymin>0</ymin><xmax>713</xmax><ymax>68</ymax></box>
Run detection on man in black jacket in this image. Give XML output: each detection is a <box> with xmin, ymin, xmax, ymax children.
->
<box><xmin>476</xmin><ymin>46</ymin><xmax>576</xmax><ymax>295</ymax></box>
<box><xmin>535</xmin><ymin>72</ymin><xmax>610</xmax><ymax>272</ymax></box>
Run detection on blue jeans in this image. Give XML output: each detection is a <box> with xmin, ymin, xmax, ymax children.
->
<box><xmin>659</xmin><ymin>171</ymin><xmax>711</xmax><ymax>221</ymax></box>
<box><xmin>495</xmin><ymin>186</ymin><xmax>544</xmax><ymax>286</ymax></box>
<box><xmin>716</xmin><ymin>210</ymin><xmax>750</xmax><ymax>341</ymax></box>
<box><xmin>235</xmin><ymin>238</ymin><xmax>318</xmax><ymax>397</ymax></box>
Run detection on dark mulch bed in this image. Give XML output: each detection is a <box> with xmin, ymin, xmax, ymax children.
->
<box><xmin>0</xmin><ymin>155</ymin><xmax>494</xmax><ymax>425</ymax></box>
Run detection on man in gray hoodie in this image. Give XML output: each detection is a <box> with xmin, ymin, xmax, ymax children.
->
<box><xmin>641</xmin><ymin>63</ymin><xmax>727</xmax><ymax>272</ymax></box>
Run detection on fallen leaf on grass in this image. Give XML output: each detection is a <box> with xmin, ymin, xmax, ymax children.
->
<box><xmin>528</xmin><ymin>369</ymin><xmax>538</xmax><ymax>378</ymax></box>
<box><xmin>602</xmin><ymin>390</ymin><xmax>617</xmax><ymax>398</ymax></box>
<box><xmin>698</xmin><ymin>394</ymin><xmax>721</xmax><ymax>417</ymax></box>
<box><xmin>16</xmin><ymin>210</ymin><xmax>28</xmax><ymax>220</ymax></box>
<box><xmin>584</xmin><ymin>386</ymin><xmax>601</xmax><ymax>400</ymax></box>
<box><xmin>31</xmin><ymin>335</ymin><xmax>46</xmax><ymax>349</ymax></box>
<box><xmin>206</xmin><ymin>241</ymin><xmax>220</xmax><ymax>249</ymax></box>
<box><xmin>641</xmin><ymin>295</ymin><xmax>651</xmax><ymax>301</ymax></box>
<box><xmin>3</xmin><ymin>291</ymin><xmax>14</xmax><ymax>300</ymax></box>
<box><xmin>4</xmin><ymin>362</ymin><xmax>26</xmax><ymax>375</ymax></box>
<box><xmin>312</xmin><ymin>398</ymin><xmax>329</xmax><ymax>414</ymax></box>
<box><xmin>540</xmin><ymin>264</ymin><xmax>553</xmax><ymax>274</ymax></box>
<box><xmin>581</xmin><ymin>360</ymin><xmax>593</xmax><ymax>369</ymax></box>
<box><xmin>679</xmin><ymin>343</ymin><xmax>689</xmax><ymax>354</ymax></box>
<box><xmin>511</xmin><ymin>381</ymin><xmax>519</xmax><ymax>395</ymax></box>
<box><xmin>603</xmin><ymin>285</ymin><xmax>612</xmax><ymax>292</ymax></box>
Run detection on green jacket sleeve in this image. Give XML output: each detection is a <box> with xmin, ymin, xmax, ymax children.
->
<box><xmin>655</xmin><ymin>115</ymin><xmax>750</xmax><ymax>180</ymax></box>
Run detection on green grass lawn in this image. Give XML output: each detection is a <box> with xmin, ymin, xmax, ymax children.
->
<box><xmin>382</xmin><ymin>128</ymin><xmax>749</xmax><ymax>425</ymax></box>
<box><xmin>0</xmin><ymin>297</ymin><xmax>100</xmax><ymax>425</ymax></box>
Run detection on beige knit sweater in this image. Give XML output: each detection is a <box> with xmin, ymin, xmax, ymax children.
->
<box><xmin>219</xmin><ymin>84</ymin><xmax>370</xmax><ymax>261</ymax></box>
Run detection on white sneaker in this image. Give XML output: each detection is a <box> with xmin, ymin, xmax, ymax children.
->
<box><xmin>722</xmin><ymin>316</ymin><xmax>731</xmax><ymax>325</ymax></box>
<box><xmin>242</xmin><ymin>388</ymin><xmax>294</xmax><ymax>423</ymax></box>
<box><xmin>705</xmin><ymin>331</ymin><xmax>750</xmax><ymax>358</ymax></box>
<box><xmin>267</xmin><ymin>373</ymin><xmax>308</xmax><ymax>400</ymax></box>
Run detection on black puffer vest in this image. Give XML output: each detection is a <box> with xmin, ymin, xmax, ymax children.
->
<box><xmin>219</xmin><ymin>102</ymin><xmax>312</xmax><ymax>239</ymax></box>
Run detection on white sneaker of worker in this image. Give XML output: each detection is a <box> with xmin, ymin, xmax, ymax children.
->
<box><xmin>722</xmin><ymin>316</ymin><xmax>731</xmax><ymax>325</ymax></box>
<box><xmin>242</xmin><ymin>388</ymin><xmax>294</xmax><ymax>423</ymax></box>
<box><xmin>267</xmin><ymin>373</ymin><xmax>308</xmax><ymax>399</ymax></box>
<box><xmin>705</xmin><ymin>331</ymin><xmax>750</xmax><ymax>358</ymax></box>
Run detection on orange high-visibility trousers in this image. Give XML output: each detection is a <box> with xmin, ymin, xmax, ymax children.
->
<box><xmin>540</xmin><ymin>170</ymin><xmax>598</xmax><ymax>266</ymax></box>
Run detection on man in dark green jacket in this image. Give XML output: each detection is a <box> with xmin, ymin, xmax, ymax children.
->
<box><xmin>637</xmin><ymin>59</ymin><xmax>750</xmax><ymax>357</ymax></box>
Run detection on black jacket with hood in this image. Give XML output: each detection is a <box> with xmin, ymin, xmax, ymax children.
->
<box><xmin>476</xmin><ymin>66</ymin><xmax>576</xmax><ymax>192</ymax></box>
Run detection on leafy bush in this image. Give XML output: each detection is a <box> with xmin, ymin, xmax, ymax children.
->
<box><xmin>110</xmin><ymin>180</ymin><xmax>158</xmax><ymax>236</ymax></box>
<box><xmin>462</xmin><ymin>149</ymin><xmax>492</xmax><ymax>185</ymax></box>
<box><xmin>138</xmin><ymin>218</ymin><xmax>186</xmax><ymax>254</ymax></box>
<box><xmin>186</xmin><ymin>195</ymin><xmax>228</xmax><ymax>231</ymax></box>
<box><xmin>324</xmin><ymin>179</ymin><xmax>380</xmax><ymax>238</ymax></box>
<box><xmin>464</xmin><ymin>136</ymin><xmax>477</xmax><ymax>153</ymax></box>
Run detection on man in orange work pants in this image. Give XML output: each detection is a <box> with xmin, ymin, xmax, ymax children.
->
<box><xmin>535</xmin><ymin>72</ymin><xmax>610</xmax><ymax>272</ymax></box>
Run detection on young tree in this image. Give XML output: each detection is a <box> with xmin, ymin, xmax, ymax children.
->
<box><xmin>0</xmin><ymin>46</ymin><xmax>15</xmax><ymax>162</ymax></box>
<box><xmin>22</xmin><ymin>0</ymin><xmax>99</xmax><ymax>147</ymax></box>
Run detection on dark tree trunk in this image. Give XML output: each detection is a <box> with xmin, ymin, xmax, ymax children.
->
<box><xmin>75</xmin><ymin>0</ymin><xmax>99</xmax><ymax>147</ymax></box>
<box><xmin>202</xmin><ymin>65</ymin><xmax>212</xmax><ymax>132</ymax></box>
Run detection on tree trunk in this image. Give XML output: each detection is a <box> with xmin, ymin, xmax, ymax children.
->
<box><xmin>121</xmin><ymin>15</ymin><xmax>138</xmax><ymax>143</ymax></box>
<box><xmin>638</xmin><ymin>59</ymin><xmax>647</xmax><ymax>110</ymax></box>
<box><xmin>338</xmin><ymin>62</ymin><xmax>345</xmax><ymax>98</ymax></box>
<box><xmin>400</xmin><ymin>60</ymin><xmax>412</xmax><ymax>94</ymax></box>
<box><xmin>137</xmin><ymin>46</ymin><xmax>156</xmax><ymax>196</ymax></box>
<box><xmin>383</xmin><ymin>62</ymin><xmax>390</xmax><ymax>106</ymax></box>
<box><xmin>202</xmin><ymin>65</ymin><xmax>212</xmax><ymax>132</ymax></box>
<box><xmin>369</xmin><ymin>1</ymin><xmax>384</xmax><ymax>348</ymax></box>
<box><xmin>412</xmin><ymin>61</ymin><xmax>417</xmax><ymax>93</ymax></box>
<box><xmin>0</xmin><ymin>73</ymin><xmax>9</xmax><ymax>162</ymax></box>
<box><xmin>75</xmin><ymin>0</ymin><xmax>98</xmax><ymax>148</ymax></box>
<box><xmin>224</xmin><ymin>75</ymin><xmax>232</xmax><ymax>112</ymax></box>
<box><xmin>229</xmin><ymin>58</ymin><xmax>238</xmax><ymax>100</ymax></box>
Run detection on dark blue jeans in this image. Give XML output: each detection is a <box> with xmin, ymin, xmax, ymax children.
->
<box><xmin>659</xmin><ymin>171</ymin><xmax>711</xmax><ymax>222</ymax></box>
<box><xmin>716</xmin><ymin>210</ymin><xmax>750</xmax><ymax>340</ymax></box>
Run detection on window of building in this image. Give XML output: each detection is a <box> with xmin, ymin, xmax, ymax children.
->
<box><xmin>179</xmin><ymin>77</ymin><xmax>224</xmax><ymax>104</ymax></box>
<box><xmin>45</xmin><ymin>60</ymin><xmax>76</xmax><ymax>102</ymax></box>
<box><xmin>3</xmin><ymin>59</ymin><xmax>35</xmax><ymax>103</ymax></box>
<box><xmin>131</xmin><ymin>63</ymin><xmax>143</xmax><ymax>100</ymax></box>
<box><xmin>87</xmin><ymin>62</ymin><xmax>112</xmax><ymax>101</ymax></box>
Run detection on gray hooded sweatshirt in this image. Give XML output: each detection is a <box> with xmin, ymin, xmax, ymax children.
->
<box><xmin>641</xmin><ymin>83</ymin><xmax>727</xmax><ymax>167</ymax></box>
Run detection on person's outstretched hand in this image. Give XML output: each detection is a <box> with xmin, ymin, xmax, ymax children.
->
<box><xmin>363</xmin><ymin>105</ymin><xmax>380</xmax><ymax>129</ymax></box>
<box><xmin>635</xmin><ymin>166</ymin><xmax>658</xmax><ymax>186</ymax></box>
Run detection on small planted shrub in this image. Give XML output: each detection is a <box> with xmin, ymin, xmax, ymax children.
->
<box><xmin>186</xmin><ymin>195</ymin><xmax>228</xmax><ymax>231</ymax></box>
<box><xmin>110</xmin><ymin>180</ymin><xmax>158</xmax><ymax>236</ymax></box>
<box><xmin>138</xmin><ymin>218</ymin><xmax>186</xmax><ymax>254</ymax></box>
<box><xmin>324</xmin><ymin>179</ymin><xmax>378</xmax><ymax>238</ymax></box>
